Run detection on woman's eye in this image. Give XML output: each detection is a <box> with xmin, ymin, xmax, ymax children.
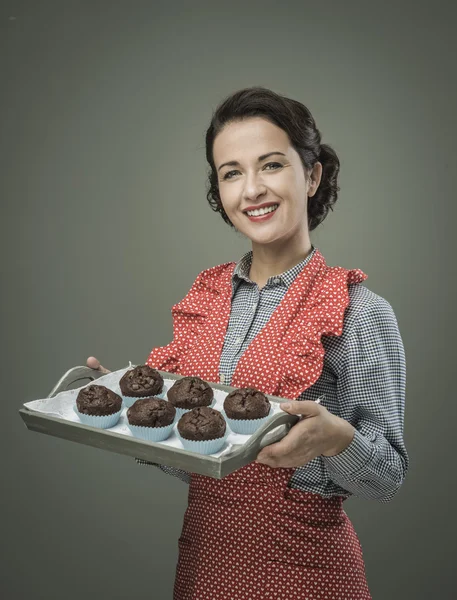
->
<box><xmin>222</xmin><ymin>162</ymin><xmax>282</xmax><ymax>180</ymax></box>
<box><xmin>223</xmin><ymin>170</ymin><xmax>240</xmax><ymax>180</ymax></box>
<box><xmin>264</xmin><ymin>162</ymin><xmax>282</xmax><ymax>171</ymax></box>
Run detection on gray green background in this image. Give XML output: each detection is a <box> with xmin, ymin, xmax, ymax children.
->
<box><xmin>2</xmin><ymin>1</ymin><xmax>456</xmax><ymax>598</ymax></box>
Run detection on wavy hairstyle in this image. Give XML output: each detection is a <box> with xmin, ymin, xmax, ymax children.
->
<box><xmin>205</xmin><ymin>87</ymin><xmax>340</xmax><ymax>232</ymax></box>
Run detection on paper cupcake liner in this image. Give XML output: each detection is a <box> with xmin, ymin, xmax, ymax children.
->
<box><xmin>122</xmin><ymin>390</ymin><xmax>166</xmax><ymax>408</ymax></box>
<box><xmin>176</xmin><ymin>429</ymin><xmax>229</xmax><ymax>455</ymax></box>
<box><xmin>73</xmin><ymin>405</ymin><xmax>122</xmax><ymax>429</ymax></box>
<box><xmin>172</xmin><ymin>398</ymin><xmax>216</xmax><ymax>419</ymax></box>
<box><xmin>128</xmin><ymin>420</ymin><xmax>175</xmax><ymax>442</ymax></box>
<box><xmin>221</xmin><ymin>408</ymin><xmax>272</xmax><ymax>435</ymax></box>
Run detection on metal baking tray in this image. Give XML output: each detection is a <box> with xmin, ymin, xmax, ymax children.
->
<box><xmin>19</xmin><ymin>366</ymin><xmax>299</xmax><ymax>479</ymax></box>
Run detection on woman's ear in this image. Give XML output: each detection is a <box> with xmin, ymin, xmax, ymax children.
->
<box><xmin>308</xmin><ymin>162</ymin><xmax>323</xmax><ymax>198</ymax></box>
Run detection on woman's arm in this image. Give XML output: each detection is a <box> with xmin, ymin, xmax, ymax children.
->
<box><xmin>320</xmin><ymin>293</ymin><xmax>409</xmax><ymax>502</ymax></box>
<box><xmin>256</xmin><ymin>287</ymin><xmax>409</xmax><ymax>502</ymax></box>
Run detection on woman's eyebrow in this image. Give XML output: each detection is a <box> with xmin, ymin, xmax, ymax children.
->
<box><xmin>217</xmin><ymin>151</ymin><xmax>286</xmax><ymax>172</ymax></box>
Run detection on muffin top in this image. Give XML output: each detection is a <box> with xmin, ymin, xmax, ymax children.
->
<box><xmin>127</xmin><ymin>398</ymin><xmax>176</xmax><ymax>428</ymax></box>
<box><xmin>223</xmin><ymin>387</ymin><xmax>270</xmax><ymax>420</ymax></box>
<box><xmin>76</xmin><ymin>385</ymin><xmax>122</xmax><ymax>416</ymax></box>
<box><xmin>119</xmin><ymin>365</ymin><xmax>164</xmax><ymax>397</ymax></box>
<box><xmin>177</xmin><ymin>406</ymin><xmax>226</xmax><ymax>441</ymax></box>
<box><xmin>168</xmin><ymin>376</ymin><xmax>213</xmax><ymax>409</ymax></box>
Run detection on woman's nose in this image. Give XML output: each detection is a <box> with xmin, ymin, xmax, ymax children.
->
<box><xmin>242</xmin><ymin>173</ymin><xmax>267</xmax><ymax>201</ymax></box>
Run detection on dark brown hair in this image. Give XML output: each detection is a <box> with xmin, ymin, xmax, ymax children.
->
<box><xmin>205</xmin><ymin>87</ymin><xmax>340</xmax><ymax>232</ymax></box>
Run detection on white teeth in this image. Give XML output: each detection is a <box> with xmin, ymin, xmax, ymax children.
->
<box><xmin>246</xmin><ymin>204</ymin><xmax>278</xmax><ymax>217</ymax></box>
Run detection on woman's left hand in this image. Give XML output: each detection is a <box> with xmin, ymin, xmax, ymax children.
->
<box><xmin>256</xmin><ymin>401</ymin><xmax>355</xmax><ymax>468</ymax></box>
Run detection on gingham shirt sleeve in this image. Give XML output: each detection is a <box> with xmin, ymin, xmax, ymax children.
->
<box><xmin>321</xmin><ymin>294</ymin><xmax>409</xmax><ymax>502</ymax></box>
<box><xmin>135</xmin><ymin>458</ymin><xmax>191</xmax><ymax>484</ymax></box>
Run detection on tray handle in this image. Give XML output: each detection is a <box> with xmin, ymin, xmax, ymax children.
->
<box><xmin>48</xmin><ymin>366</ymin><xmax>103</xmax><ymax>398</ymax></box>
<box><xmin>226</xmin><ymin>410</ymin><xmax>300</xmax><ymax>468</ymax></box>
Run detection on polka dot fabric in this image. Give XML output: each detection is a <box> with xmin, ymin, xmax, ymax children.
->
<box><xmin>147</xmin><ymin>250</ymin><xmax>371</xmax><ymax>599</ymax></box>
<box><xmin>147</xmin><ymin>250</ymin><xmax>367</xmax><ymax>399</ymax></box>
<box><xmin>175</xmin><ymin>465</ymin><xmax>371</xmax><ymax>600</ymax></box>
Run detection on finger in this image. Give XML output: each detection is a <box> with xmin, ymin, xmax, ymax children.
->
<box><xmin>280</xmin><ymin>400</ymin><xmax>320</xmax><ymax>418</ymax></box>
<box><xmin>86</xmin><ymin>356</ymin><xmax>100</xmax><ymax>369</ymax></box>
<box><xmin>257</xmin><ymin>450</ymin><xmax>316</xmax><ymax>469</ymax></box>
<box><xmin>256</xmin><ymin>441</ymin><xmax>312</xmax><ymax>468</ymax></box>
<box><xmin>257</xmin><ymin>420</ymin><xmax>313</xmax><ymax>464</ymax></box>
<box><xmin>86</xmin><ymin>356</ymin><xmax>110</xmax><ymax>373</ymax></box>
<box><xmin>257</xmin><ymin>430</ymin><xmax>302</xmax><ymax>463</ymax></box>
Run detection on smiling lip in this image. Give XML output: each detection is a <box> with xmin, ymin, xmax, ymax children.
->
<box><xmin>243</xmin><ymin>202</ymin><xmax>279</xmax><ymax>213</ymax></box>
<box><xmin>244</xmin><ymin>203</ymin><xmax>279</xmax><ymax>222</ymax></box>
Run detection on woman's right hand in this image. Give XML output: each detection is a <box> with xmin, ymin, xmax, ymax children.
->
<box><xmin>86</xmin><ymin>356</ymin><xmax>111</xmax><ymax>374</ymax></box>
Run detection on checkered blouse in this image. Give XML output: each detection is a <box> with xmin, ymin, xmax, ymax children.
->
<box><xmin>138</xmin><ymin>247</ymin><xmax>408</xmax><ymax>502</ymax></box>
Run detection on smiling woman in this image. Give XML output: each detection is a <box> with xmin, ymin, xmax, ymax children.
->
<box><xmin>206</xmin><ymin>87</ymin><xmax>337</xmax><ymax>232</ymax></box>
<box><xmin>212</xmin><ymin>117</ymin><xmax>320</xmax><ymax>280</ymax></box>
<box><xmin>89</xmin><ymin>87</ymin><xmax>408</xmax><ymax>600</ymax></box>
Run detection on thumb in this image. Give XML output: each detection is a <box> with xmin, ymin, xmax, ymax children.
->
<box><xmin>86</xmin><ymin>356</ymin><xmax>110</xmax><ymax>374</ymax></box>
<box><xmin>280</xmin><ymin>400</ymin><xmax>320</xmax><ymax>417</ymax></box>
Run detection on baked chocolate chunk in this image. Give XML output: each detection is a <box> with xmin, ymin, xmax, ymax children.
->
<box><xmin>168</xmin><ymin>376</ymin><xmax>213</xmax><ymax>409</ymax></box>
<box><xmin>119</xmin><ymin>365</ymin><xmax>164</xmax><ymax>397</ymax></box>
<box><xmin>76</xmin><ymin>385</ymin><xmax>122</xmax><ymax>416</ymax></box>
<box><xmin>177</xmin><ymin>406</ymin><xmax>226</xmax><ymax>441</ymax></box>
<box><xmin>223</xmin><ymin>387</ymin><xmax>270</xmax><ymax>420</ymax></box>
<box><xmin>127</xmin><ymin>398</ymin><xmax>176</xmax><ymax>428</ymax></box>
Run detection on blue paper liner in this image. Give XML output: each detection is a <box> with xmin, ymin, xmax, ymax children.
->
<box><xmin>172</xmin><ymin>398</ymin><xmax>216</xmax><ymax>419</ymax></box>
<box><xmin>221</xmin><ymin>408</ymin><xmax>272</xmax><ymax>435</ymax></box>
<box><xmin>122</xmin><ymin>390</ymin><xmax>166</xmax><ymax>408</ymax></box>
<box><xmin>128</xmin><ymin>420</ymin><xmax>175</xmax><ymax>442</ymax></box>
<box><xmin>73</xmin><ymin>405</ymin><xmax>122</xmax><ymax>429</ymax></box>
<box><xmin>176</xmin><ymin>428</ymin><xmax>229</xmax><ymax>455</ymax></box>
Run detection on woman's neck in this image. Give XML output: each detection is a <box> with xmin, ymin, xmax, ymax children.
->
<box><xmin>248</xmin><ymin>237</ymin><xmax>313</xmax><ymax>288</ymax></box>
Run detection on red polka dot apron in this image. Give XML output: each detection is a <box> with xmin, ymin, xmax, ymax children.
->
<box><xmin>148</xmin><ymin>250</ymin><xmax>372</xmax><ymax>599</ymax></box>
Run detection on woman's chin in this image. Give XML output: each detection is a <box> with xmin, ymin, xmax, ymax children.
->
<box><xmin>244</xmin><ymin>230</ymin><xmax>285</xmax><ymax>246</ymax></box>
<box><xmin>234</xmin><ymin>217</ymin><xmax>290</xmax><ymax>246</ymax></box>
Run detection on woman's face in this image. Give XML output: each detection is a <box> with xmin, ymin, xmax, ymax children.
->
<box><xmin>213</xmin><ymin>117</ymin><xmax>316</xmax><ymax>247</ymax></box>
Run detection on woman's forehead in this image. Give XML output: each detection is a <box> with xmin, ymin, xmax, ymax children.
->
<box><xmin>213</xmin><ymin>117</ymin><xmax>291</xmax><ymax>164</ymax></box>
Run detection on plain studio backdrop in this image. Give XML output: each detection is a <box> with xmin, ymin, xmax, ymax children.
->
<box><xmin>1</xmin><ymin>1</ymin><xmax>456</xmax><ymax>598</ymax></box>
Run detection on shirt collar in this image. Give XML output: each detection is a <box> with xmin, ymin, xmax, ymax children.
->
<box><xmin>232</xmin><ymin>246</ymin><xmax>316</xmax><ymax>292</ymax></box>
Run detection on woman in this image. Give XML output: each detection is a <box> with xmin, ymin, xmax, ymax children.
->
<box><xmin>88</xmin><ymin>87</ymin><xmax>408</xmax><ymax>599</ymax></box>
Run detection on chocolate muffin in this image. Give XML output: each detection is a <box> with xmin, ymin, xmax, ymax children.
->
<box><xmin>76</xmin><ymin>385</ymin><xmax>122</xmax><ymax>416</ymax></box>
<box><xmin>119</xmin><ymin>365</ymin><xmax>164</xmax><ymax>398</ymax></box>
<box><xmin>168</xmin><ymin>376</ymin><xmax>213</xmax><ymax>410</ymax></box>
<box><xmin>177</xmin><ymin>406</ymin><xmax>226</xmax><ymax>441</ymax></box>
<box><xmin>127</xmin><ymin>398</ymin><xmax>176</xmax><ymax>428</ymax></box>
<box><xmin>223</xmin><ymin>387</ymin><xmax>270</xmax><ymax>420</ymax></box>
